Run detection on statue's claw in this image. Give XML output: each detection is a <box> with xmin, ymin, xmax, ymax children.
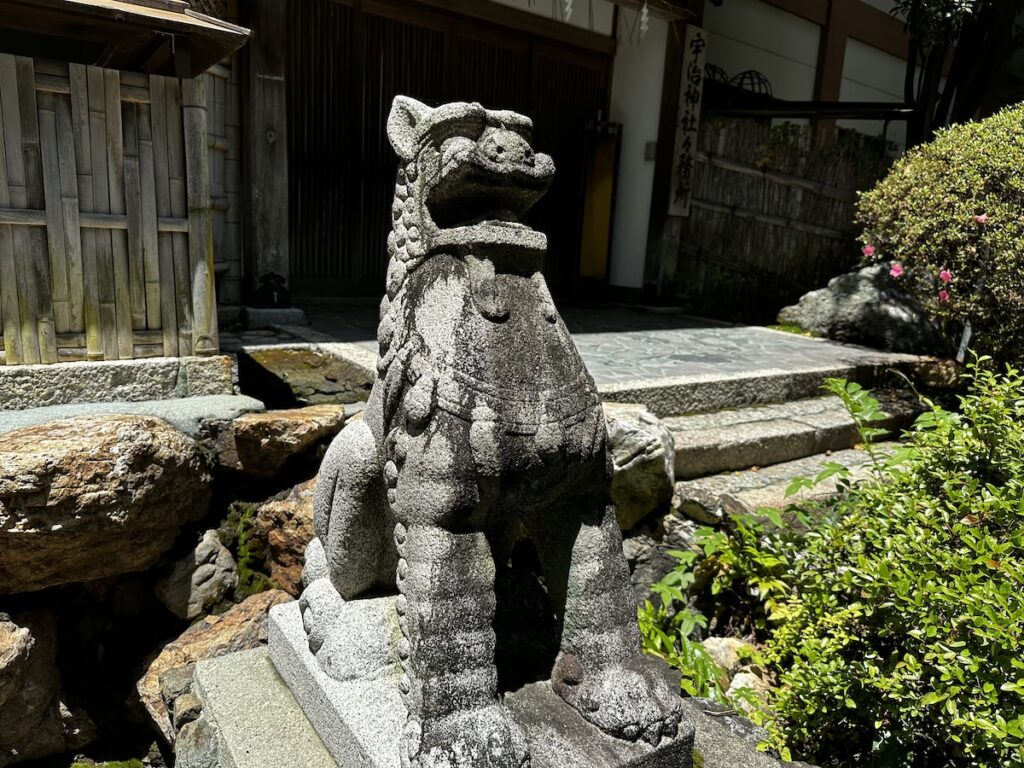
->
<box><xmin>554</xmin><ymin>655</ymin><xmax>683</xmax><ymax>745</ymax></box>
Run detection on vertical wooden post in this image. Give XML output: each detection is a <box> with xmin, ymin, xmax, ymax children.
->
<box><xmin>244</xmin><ymin>0</ymin><xmax>290</xmax><ymax>297</ymax></box>
<box><xmin>182</xmin><ymin>77</ymin><xmax>218</xmax><ymax>355</ymax></box>
<box><xmin>812</xmin><ymin>0</ymin><xmax>848</xmax><ymax>138</ymax></box>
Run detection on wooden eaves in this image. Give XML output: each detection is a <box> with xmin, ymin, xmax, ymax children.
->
<box><xmin>0</xmin><ymin>0</ymin><xmax>249</xmax><ymax>77</ymax></box>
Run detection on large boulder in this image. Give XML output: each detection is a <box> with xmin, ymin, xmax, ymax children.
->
<box><xmin>0</xmin><ymin>416</ymin><xmax>212</xmax><ymax>594</ymax></box>
<box><xmin>156</xmin><ymin>530</ymin><xmax>239</xmax><ymax>620</ymax></box>
<box><xmin>137</xmin><ymin>590</ymin><xmax>291</xmax><ymax>743</ymax></box>
<box><xmin>604</xmin><ymin>402</ymin><xmax>675</xmax><ymax>531</ymax></box>
<box><xmin>252</xmin><ymin>479</ymin><xmax>317</xmax><ymax>596</ymax></box>
<box><xmin>0</xmin><ymin>612</ymin><xmax>95</xmax><ymax>767</ymax></box>
<box><xmin>778</xmin><ymin>264</ymin><xmax>948</xmax><ymax>355</ymax></box>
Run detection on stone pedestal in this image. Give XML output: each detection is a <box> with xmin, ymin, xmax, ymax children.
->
<box><xmin>268</xmin><ymin>600</ymin><xmax>695</xmax><ymax>768</ymax></box>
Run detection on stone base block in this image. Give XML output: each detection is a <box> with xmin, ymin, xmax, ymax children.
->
<box><xmin>0</xmin><ymin>355</ymin><xmax>233</xmax><ymax>409</ymax></box>
<box><xmin>268</xmin><ymin>600</ymin><xmax>695</xmax><ymax>768</ymax></box>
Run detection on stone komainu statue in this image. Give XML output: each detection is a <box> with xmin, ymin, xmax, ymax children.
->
<box><xmin>300</xmin><ymin>97</ymin><xmax>683</xmax><ymax>767</ymax></box>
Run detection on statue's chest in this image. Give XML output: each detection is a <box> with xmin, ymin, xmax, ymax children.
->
<box><xmin>402</xmin><ymin>266</ymin><xmax>599</xmax><ymax>433</ymax></box>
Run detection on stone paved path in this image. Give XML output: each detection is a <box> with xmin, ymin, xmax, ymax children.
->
<box><xmin>294</xmin><ymin>302</ymin><xmax>921</xmax><ymax>389</ymax></box>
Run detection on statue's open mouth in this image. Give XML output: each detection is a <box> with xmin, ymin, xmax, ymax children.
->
<box><xmin>425</xmin><ymin>150</ymin><xmax>555</xmax><ymax>255</ymax></box>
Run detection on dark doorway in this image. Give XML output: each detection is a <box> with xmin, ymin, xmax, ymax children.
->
<box><xmin>285</xmin><ymin>0</ymin><xmax>613</xmax><ymax>299</ymax></box>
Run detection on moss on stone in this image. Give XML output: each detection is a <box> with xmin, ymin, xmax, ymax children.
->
<box><xmin>692</xmin><ymin>747</ymin><xmax>705</xmax><ymax>768</ymax></box>
<box><xmin>219</xmin><ymin>501</ymin><xmax>277</xmax><ymax>599</ymax></box>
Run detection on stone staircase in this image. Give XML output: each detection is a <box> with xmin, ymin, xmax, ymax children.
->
<box><xmin>620</xmin><ymin>366</ymin><xmax>932</xmax><ymax>598</ymax></box>
<box><xmin>664</xmin><ymin>393</ymin><xmax>918</xmax><ymax>480</ymax></box>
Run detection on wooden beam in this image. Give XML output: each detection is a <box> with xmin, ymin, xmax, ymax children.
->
<box><xmin>363</xmin><ymin>0</ymin><xmax>617</xmax><ymax>56</ymax></box>
<box><xmin>243</xmin><ymin>0</ymin><xmax>290</xmax><ymax>295</ymax></box>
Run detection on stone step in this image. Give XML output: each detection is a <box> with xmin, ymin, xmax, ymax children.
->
<box><xmin>672</xmin><ymin>443</ymin><xmax>897</xmax><ymax>525</ymax></box>
<box><xmin>624</xmin><ymin>445</ymin><xmax>897</xmax><ymax>597</ymax></box>
<box><xmin>664</xmin><ymin>395</ymin><xmax>917</xmax><ymax>480</ymax></box>
<box><xmin>597</xmin><ymin>351</ymin><xmax>948</xmax><ymax>417</ymax></box>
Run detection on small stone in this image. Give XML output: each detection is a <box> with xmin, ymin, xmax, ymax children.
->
<box><xmin>673</xmin><ymin>484</ymin><xmax>724</xmax><ymax>525</ymax></box>
<box><xmin>726</xmin><ymin>670</ymin><xmax>772</xmax><ymax>714</ymax></box>
<box><xmin>603</xmin><ymin>402</ymin><xmax>675</xmax><ymax>531</ymax></box>
<box><xmin>700</xmin><ymin>637</ymin><xmax>757</xmax><ymax>680</ymax></box>
<box><xmin>172</xmin><ymin>692</ymin><xmax>204</xmax><ymax>731</ymax></box>
<box><xmin>159</xmin><ymin>664</ymin><xmax>196</xmax><ymax>706</ymax></box>
<box><xmin>174</xmin><ymin>714</ymin><xmax>224</xmax><ymax>768</ymax></box>
<box><xmin>156</xmin><ymin>530</ymin><xmax>239</xmax><ymax>620</ymax></box>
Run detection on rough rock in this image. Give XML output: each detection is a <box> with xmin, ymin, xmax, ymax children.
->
<box><xmin>778</xmin><ymin>264</ymin><xmax>948</xmax><ymax>355</ymax></box>
<box><xmin>156</xmin><ymin>530</ymin><xmax>239</xmax><ymax>620</ymax></box>
<box><xmin>727</xmin><ymin>671</ymin><xmax>772</xmax><ymax>714</ymax></box>
<box><xmin>0</xmin><ymin>612</ymin><xmax>95</xmax><ymax>767</ymax></box>
<box><xmin>237</xmin><ymin>346</ymin><xmax>374</xmax><ymax>408</ymax></box>
<box><xmin>223</xmin><ymin>405</ymin><xmax>348</xmax><ymax>478</ymax></box>
<box><xmin>701</xmin><ymin>637</ymin><xmax>757</xmax><ymax>680</ymax></box>
<box><xmin>175</xmin><ymin>715</ymin><xmax>224</xmax><ymax>768</ymax></box>
<box><xmin>623</xmin><ymin>514</ymin><xmax>700</xmax><ymax>601</ymax></box>
<box><xmin>604</xmin><ymin>402</ymin><xmax>675</xmax><ymax>530</ymax></box>
<box><xmin>253</xmin><ymin>479</ymin><xmax>317</xmax><ymax>596</ymax></box>
<box><xmin>0</xmin><ymin>416</ymin><xmax>212</xmax><ymax>594</ymax></box>
<box><xmin>680</xmin><ymin>698</ymin><xmax>779</xmax><ymax>768</ymax></box>
<box><xmin>138</xmin><ymin>590</ymin><xmax>291</xmax><ymax>743</ymax></box>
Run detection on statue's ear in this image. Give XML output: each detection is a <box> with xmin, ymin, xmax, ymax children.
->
<box><xmin>387</xmin><ymin>96</ymin><xmax>431</xmax><ymax>161</ymax></box>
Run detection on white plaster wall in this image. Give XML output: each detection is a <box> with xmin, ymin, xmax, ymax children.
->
<box><xmin>608</xmin><ymin>15</ymin><xmax>668</xmax><ymax>288</ymax></box>
<box><xmin>487</xmin><ymin>0</ymin><xmax>616</xmax><ymax>36</ymax></box>
<box><xmin>702</xmin><ymin>0</ymin><xmax>820</xmax><ymax>101</ymax></box>
<box><xmin>837</xmin><ymin>38</ymin><xmax>907</xmax><ymax>145</ymax></box>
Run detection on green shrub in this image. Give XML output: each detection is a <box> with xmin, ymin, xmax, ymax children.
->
<box><xmin>645</xmin><ymin>362</ymin><xmax>1024</xmax><ymax>767</ymax></box>
<box><xmin>856</xmin><ymin>103</ymin><xmax>1024</xmax><ymax>365</ymax></box>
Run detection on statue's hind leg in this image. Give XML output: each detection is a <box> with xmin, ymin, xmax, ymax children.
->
<box><xmin>529</xmin><ymin>491</ymin><xmax>683</xmax><ymax>746</ymax></box>
<box><xmin>389</xmin><ymin>413</ymin><xmax>528</xmax><ymax>768</ymax></box>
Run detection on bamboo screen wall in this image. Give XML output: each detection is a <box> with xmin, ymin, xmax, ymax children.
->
<box><xmin>664</xmin><ymin>117</ymin><xmax>893</xmax><ymax>323</ymax></box>
<box><xmin>0</xmin><ymin>54</ymin><xmax>217</xmax><ymax>366</ymax></box>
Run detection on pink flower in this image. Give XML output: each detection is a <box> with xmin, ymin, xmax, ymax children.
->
<box><xmin>938</xmin><ymin>290</ymin><xmax>950</xmax><ymax>303</ymax></box>
<box><xmin>939</xmin><ymin>269</ymin><xmax>952</xmax><ymax>284</ymax></box>
<box><xmin>889</xmin><ymin>262</ymin><xmax>905</xmax><ymax>279</ymax></box>
<box><xmin>862</xmin><ymin>244</ymin><xmax>876</xmax><ymax>258</ymax></box>
<box><xmin>975</xmin><ymin>213</ymin><xmax>989</xmax><ymax>224</ymax></box>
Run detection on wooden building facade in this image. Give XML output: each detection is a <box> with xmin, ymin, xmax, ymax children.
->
<box><xmin>0</xmin><ymin>0</ymin><xmax>248</xmax><ymax>366</ymax></box>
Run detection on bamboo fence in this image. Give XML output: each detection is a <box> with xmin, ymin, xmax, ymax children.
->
<box><xmin>0</xmin><ymin>54</ymin><xmax>217</xmax><ymax>366</ymax></box>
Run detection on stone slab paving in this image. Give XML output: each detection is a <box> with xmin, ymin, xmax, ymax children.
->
<box><xmin>0</xmin><ymin>395</ymin><xmax>264</xmax><ymax>437</ymax></box>
<box><xmin>673</xmin><ymin>443</ymin><xmax>896</xmax><ymax>523</ymax></box>
<box><xmin>290</xmin><ymin>303</ymin><xmax>929</xmax><ymax>415</ymax></box>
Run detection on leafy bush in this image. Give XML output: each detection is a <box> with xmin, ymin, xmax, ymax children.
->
<box><xmin>643</xmin><ymin>362</ymin><xmax>1024</xmax><ymax>767</ymax></box>
<box><xmin>856</xmin><ymin>103</ymin><xmax>1024</xmax><ymax>365</ymax></box>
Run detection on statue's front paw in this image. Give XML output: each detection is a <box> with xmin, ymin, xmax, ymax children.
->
<box><xmin>553</xmin><ymin>654</ymin><xmax>683</xmax><ymax>746</ymax></box>
<box><xmin>407</xmin><ymin>705</ymin><xmax>530</xmax><ymax>768</ymax></box>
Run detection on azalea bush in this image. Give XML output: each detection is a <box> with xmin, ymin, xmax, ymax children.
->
<box><xmin>644</xmin><ymin>363</ymin><xmax>1024</xmax><ymax>767</ymax></box>
<box><xmin>856</xmin><ymin>103</ymin><xmax>1024</xmax><ymax>365</ymax></box>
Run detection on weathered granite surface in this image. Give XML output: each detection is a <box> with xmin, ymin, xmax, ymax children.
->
<box><xmin>778</xmin><ymin>264</ymin><xmax>948</xmax><ymax>356</ymax></box>
<box><xmin>0</xmin><ymin>416</ymin><xmax>212</xmax><ymax>594</ymax></box>
<box><xmin>0</xmin><ymin>611</ymin><xmax>95</xmax><ymax>767</ymax></box>
<box><xmin>0</xmin><ymin>355</ymin><xmax>233</xmax><ymax>410</ymax></box>
<box><xmin>280</xmin><ymin>96</ymin><xmax>688</xmax><ymax>767</ymax></box>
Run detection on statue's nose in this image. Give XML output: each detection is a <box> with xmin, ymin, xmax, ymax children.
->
<box><xmin>480</xmin><ymin>129</ymin><xmax>535</xmax><ymax>168</ymax></box>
